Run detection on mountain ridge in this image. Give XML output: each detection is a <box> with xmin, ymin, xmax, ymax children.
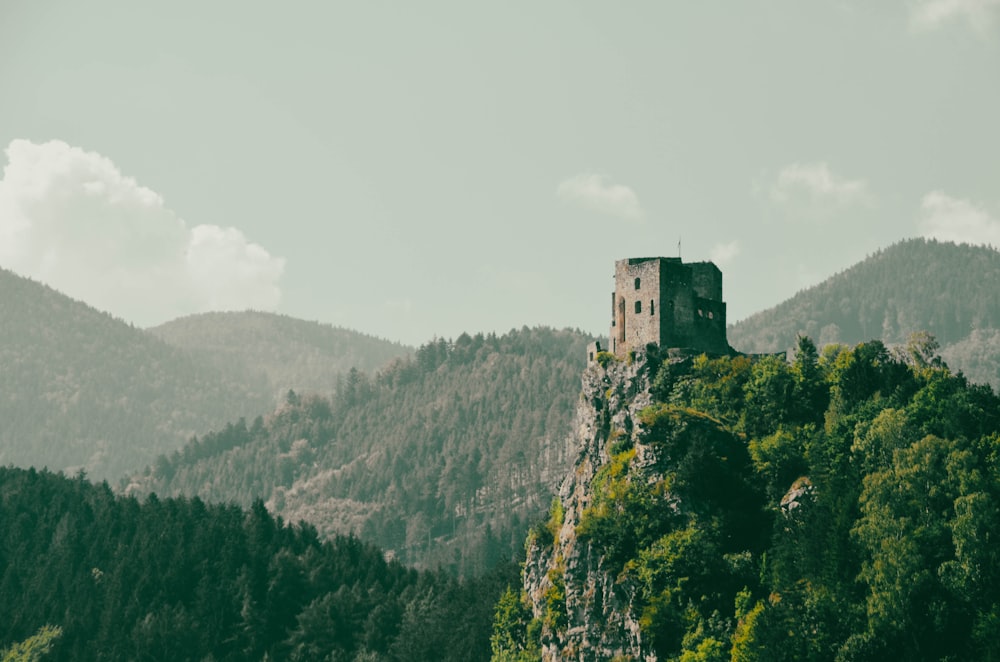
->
<box><xmin>149</xmin><ymin>310</ymin><xmax>412</xmax><ymax>400</ymax></box>
<box><xmin>729</xmin><ymin>237</ymin><xmax>1000</xmax><ymax>386</ymax></box>
<box><xmin>0</xmin><ymin>266</ymin><xmax>274</xmax><ymax>479</ymax></box>
<box><xmin>0</xmin><ymin>268</ymin><xmax>411</xmax><ymax>480</ymax></box>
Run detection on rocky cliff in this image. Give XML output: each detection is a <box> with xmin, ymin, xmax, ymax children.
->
<box><xmin>510</xmin><ymin>335</ymin><xmax>1000</xmax><ymax>661</ymax></box>
<box><xmin>523</xmin><ymin>354</ymin><xmax>659</xmax><ymax>661</ymax></box>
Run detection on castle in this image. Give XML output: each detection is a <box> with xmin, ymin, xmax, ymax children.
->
<box><xmin>588</xmin><ymin>257</ymin><xmax>731</xmax><ymax>362</ymax></box>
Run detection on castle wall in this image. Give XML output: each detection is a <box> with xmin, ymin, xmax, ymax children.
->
<box><xmin>611</xmin><ymin>258</ymin><xmax>662</xmax><ymax>356</ymax></box>
<box><xmin>689</xmin><ymin>262</ymin><xmax>722</xmax><ymax>301</ymax></box>
<box><xmin>690</xmin><ymin>296</ymin><xmax>727</xmax><ymax>351</ymax></box>
<box><xmin>586</xmin><ymin>340</ymin><xmax>604</xmax><ymax>364</ymax></box>
<box><xmin>661</xmin><ymin>281</ymin><xmax>691</xmax><ymax>347</ymax></box>
<box><xmin>608</xmin><ymin>256</ymin><xmax>730</xmax><ymax>358</ymax></box>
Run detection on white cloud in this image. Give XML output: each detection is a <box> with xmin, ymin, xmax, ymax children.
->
<box><xmin>0</xmin><ymin>139</ymin><xmax>285</xmax><ymax>325</ymax></box>
<box><xmin>918</xmin><ymin>191</ymin><xmax>1000</xmax><ymax>246</ymax></box>
<box><xmin>910</xmin><ymin>0</ymin><xmax>1000</xmax><ymax>33</ymax></box>
<box><xmin>710</xmin><ymin>240</ymin><xmax>741</xmax><ymax>266</ymax></box>
<box><xmin>556</xmin><ymin>173</ymin><xmax>644</xmax><ymax>220</ymax></box>
<box><xmin>769</xmin><ymin>162</ymin><xmax>868</xmax><ymax>207</ymax></box>
<box><xmin>384</xmin><ymin>298</ymin><xmax>414</xmax><ymax>314</ymax></box>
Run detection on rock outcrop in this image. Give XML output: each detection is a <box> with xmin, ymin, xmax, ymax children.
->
<box><xmin>523</xmin><ymin>353</ymin><xmax>659</xmax><ymax>661</ymax></box>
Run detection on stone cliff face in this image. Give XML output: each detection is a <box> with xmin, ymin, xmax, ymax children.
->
<box><xmin>523</xmin><ymin>354</ymin><xmax>660</xmax><ymax>661</ymax></box>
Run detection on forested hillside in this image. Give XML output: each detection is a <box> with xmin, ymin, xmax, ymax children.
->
<box><xmin>0</xmin><ymin>466</ymin><xmax>514</xmax><ymax>661</ymax></box>
<box><xmin>0</xmin><ymin>268</ymin><xmax>274</xmax><ymax>480</ymax></box>
<box><xmin>729</xmin><ymin>239</ymin><xmax>1000</xmax><ymax>388</ymax></box>
<box><xmin>128</xmin><ymin>327</ymin><xmax>591</xmax><ymax>575</ymax></box>
<box><xmin>498</xmin><ymin>338</ymin><xmax>1000</xmax><ymax>660</ymax></box>
<box><xmin>150</xmin><ymin>311</ymin><xmax>411</xmax><ymax>399</ymax></box>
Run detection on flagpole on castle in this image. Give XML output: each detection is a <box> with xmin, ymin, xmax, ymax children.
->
<box><xmin>678</xmin><ymin>237</ymin><xmax>681</xmax><ymax>259</ymax></box>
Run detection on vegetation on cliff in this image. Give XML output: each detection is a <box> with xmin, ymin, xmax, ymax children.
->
<box><xmin>499</xmin><ymin>335</ymin><xmax>1000</xmax><ymax>661</ymax></box>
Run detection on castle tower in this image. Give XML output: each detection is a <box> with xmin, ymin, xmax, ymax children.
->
<box><xmin>602</xmin><ymin>257</ymin><xmax>730</xmax><ymax>359</ymax></box>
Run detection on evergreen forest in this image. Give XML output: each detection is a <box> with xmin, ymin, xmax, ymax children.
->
<box><xmin>0</xmin><ymin>466</ymin><xmax>516</xmax><ymax>661</ymax></box>
<box><xmin>128</xmin><ymin>327</ymin><xmax>590</xmax><ymax>574</ymax></box>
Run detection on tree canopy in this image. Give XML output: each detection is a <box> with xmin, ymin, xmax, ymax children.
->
<box><xmin>0</xmin><ymin>466</ymin><xmax>515</xmax><ymax>661</ymax></box>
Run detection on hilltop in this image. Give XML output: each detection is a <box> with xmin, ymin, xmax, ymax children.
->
<box><xmin>149</xmin><ymin>311</ymin><xmax>410</xmax><ymax>400</ymax></box>
<box><xmin>0</xmin><ymin>268</ymin><xmax>273</xmax><ymax>479</ymax></box>
<box><xmin>0</xmin><ymin>270</ymin><xmax>411</xmax><ymax>480</ymax></box>
<box><xmin>729</xmin><ymin>238</ymin><xmax>1000</xmax><ymax>386</ymax></box>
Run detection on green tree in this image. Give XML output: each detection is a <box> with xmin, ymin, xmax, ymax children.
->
<box><xmin>490</xmin><ymin>587</ymin><xmax>538</xmax><ymax>662</ymax></box>
<box><xmin>790</xmin><ymin>335</ymin><xmax>828</xmax><ymax>423</ymax></box>
<box><xmin>853</xmin><ymin>434</ymin><xmax>983</xmax><ymax>658</ymax></box>
<box><xmin>742</xmin><ymin>355</ymin><xmax>795</xmax><ymax>438</ymax></box>
<box><xmin>1</xmin><ymin>625</ymin><xmax>62</xmax><ymax>662</ymax></box>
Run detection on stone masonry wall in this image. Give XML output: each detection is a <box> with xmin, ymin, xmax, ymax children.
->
<box><xmin>611</xmin><ymin>258</ymin><xmax>662</xmax><ymax>357</ymax></box>
<box><xmin>689</xmin><ymin>262</ymin><xmax>722</xmax><ymax>301</ymax></box>
<box><xmin>608</xmin><ymin>257</ymin><xmax>730</xmax><ymax>358</ymax></box>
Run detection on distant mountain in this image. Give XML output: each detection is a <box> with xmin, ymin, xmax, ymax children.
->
<box><xmin>729</xmin><ymin>238</ymin><xmax>1000</xmax><ymax>387</ymax></box>
<box><xmin>0</xmin><ymin>268</ymin><xmax>274</xmax><ymax>479</ymax></box>
<box><xmin>0</xmin><ymin>271</ymin><xmax>411</xmax><ymax>481</ymax></box>
<box><xmin>126</xmin><ymin>327</ymin><xmax>591</xmax><ymax>575</ymax></box>
<box><xmin>149</xmin><ymin>311</ymin><xmax>411</xmax><ymax>400</ymax></box>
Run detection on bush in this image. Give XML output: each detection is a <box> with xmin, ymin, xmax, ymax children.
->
<box><xmin>546</xmin><ymin>497</ymin><xmax>565</xmax><ymax>542</ymax></box>
<box><xmin>543</xmin><ymin>560</ymin><xmax>567</xmax><ymax>632</ymax></box>
<box><xmin>596</xmin><ymin>351</ymin><xmax>617</xmax><ymax>367</ymax></box>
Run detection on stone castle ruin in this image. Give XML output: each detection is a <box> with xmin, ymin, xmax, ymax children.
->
<box><xmin>588</xmin><ymin>257</ymin><xmax>731</xmax><ymax>361</ymax></box>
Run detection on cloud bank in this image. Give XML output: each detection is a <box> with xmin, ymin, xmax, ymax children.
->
<box><xmin>557</xmin><ymin>173</ymin><xmax>644</xmax><ymax>220</ymax></box>
<box><xmin>769</xmin><ymin>162</ymin><xmax>868</xmax><ymax>207</ymax></box>
<box><xmin>0</xmin><ymin>139</ymin><xmax>284</xmax><ymax>325</ymax></box>
<box><xmin>918</xmin><ymin>191</ymin><xmax>1000</xmax><ymax>247</ymax></box>
<box><xmin>910</xmin><ymin>0</ymin><xmax>1000</xmax><ymax>33</ymax></box>
<box><xmin>710</xmin><ymin>240</ymin><xmax>741</xmax><ymax>266</ymax></box>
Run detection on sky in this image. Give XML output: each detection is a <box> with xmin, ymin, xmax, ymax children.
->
<box><xmin>1</xmin><ymin>1</ymin><xmax>998</xmax><ymax>346</ymax></box>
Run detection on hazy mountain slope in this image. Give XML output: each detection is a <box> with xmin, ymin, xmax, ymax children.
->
<box><xmin>0</xmin><ymin>268</ymin><xmax>275</xmax><ymax>479</ymax></box>
<box><xmin>729</xmin><ymin>238</ymin><xmax>1000</xmax><ymax>386</ymax></box>
<box><xmin>149</xmin><ymin>311</ymin><xmax>411</xmax><ymax>399</ymax></box>
<box><xmin>127</xmin><ymin>327</ymin><xmax>591</xmax><ymax>575</ymax></box>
